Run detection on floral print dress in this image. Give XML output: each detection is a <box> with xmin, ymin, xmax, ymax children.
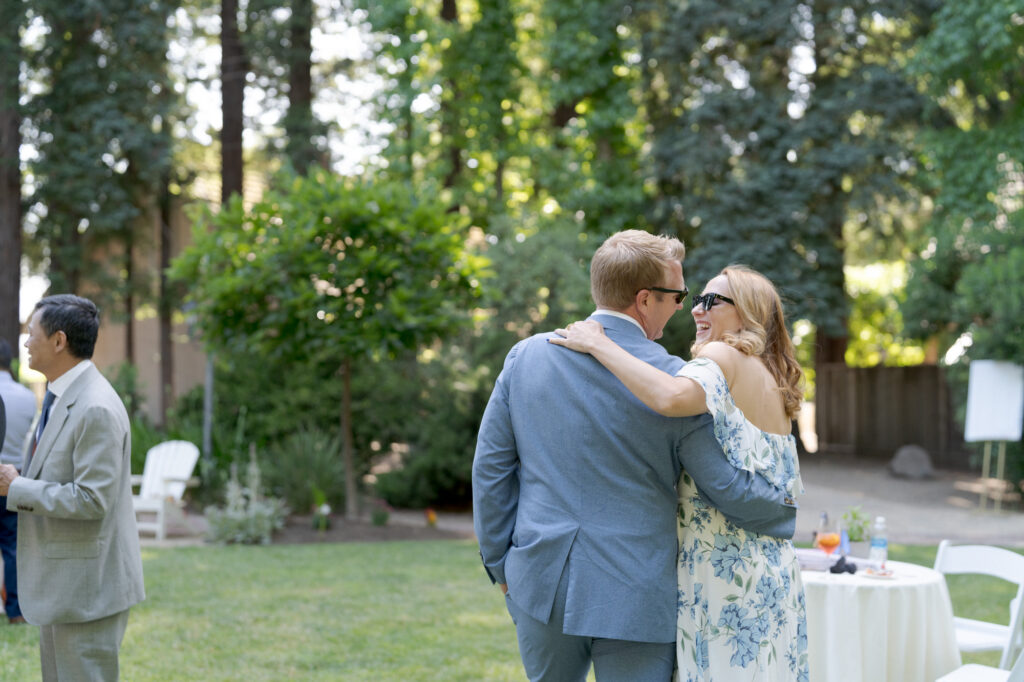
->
<box><xmin>674</xmin><ymin>358</ymin><xmax>808</xmax><ymax>682</ymax></box>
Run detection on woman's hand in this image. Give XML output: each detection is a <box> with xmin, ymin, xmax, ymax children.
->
<box><xmin>549</xmin><ymin>319</ymin><xmax>608</xmax><ymax>354</ymax></box>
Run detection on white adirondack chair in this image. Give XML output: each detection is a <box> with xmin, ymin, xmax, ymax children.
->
<box><xmin>131</xmin><ymin>440</ymin><xmax>200</xmax><ymax>541</ymax></box>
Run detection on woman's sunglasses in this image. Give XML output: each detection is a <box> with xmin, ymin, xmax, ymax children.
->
<box><xmin>692</xmin><ymin>292</ymin><xmax>735</xmax><ymax>311</ymax></box>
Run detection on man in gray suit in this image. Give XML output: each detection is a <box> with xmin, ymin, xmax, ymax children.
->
<box><xmin>472</xmin><ymin>230</ymin><xmax>797</xmax><ymax>681</ymax></box>
<box><xmin>0</xmin><ymin>295</ymin><xmax>144</xmax><ymax>681</ymax></box>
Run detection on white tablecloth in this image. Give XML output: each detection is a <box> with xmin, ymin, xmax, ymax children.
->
<box><xmin>802</xmin><ymin>559</ymin><xmax>962</xmax><ymax>682</ymax></box>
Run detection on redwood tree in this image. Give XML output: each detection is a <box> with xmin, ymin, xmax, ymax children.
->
<box><xmin>0</xmin><ymin>0</ymin><xmax>23</xmax><ymax>348</ymax></box>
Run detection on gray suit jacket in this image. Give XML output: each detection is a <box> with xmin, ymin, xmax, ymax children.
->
<box><xmin>8</xmin><ymin>364</ymin><xmax>145</xmax><ymax>625</ymax></box>
<box><xmin>472</xmin><ymin>314</ymin><xmax>796</xmax><ymax>643</ymax></box>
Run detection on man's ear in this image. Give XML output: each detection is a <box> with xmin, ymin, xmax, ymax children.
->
<box><xmin>633</xmin><ymin>291</ymin><xmax>651</xmax><ymax>327</ymax></box>
<box><xmin>52</xmin><ymin>330</ymin><xmax>68</xmax><ymax>354</ymax></box>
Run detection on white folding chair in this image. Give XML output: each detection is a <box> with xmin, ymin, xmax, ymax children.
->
<box><xmin>131</xmin><ymin>440</ymin><xmax>200</xmax><ymax>541</ymax></box>
<box><xmin>934</xmin><ymin>540</ymin><xmax>1024</xmax><ymax>670</ymax></box>
<box><xmin>937</xmin><ymin>647</ymin><xmax>1024</xmax><ymax>682</ymax></box>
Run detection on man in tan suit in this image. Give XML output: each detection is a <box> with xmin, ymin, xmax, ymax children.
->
<box><xmin>0</xmin><ymin>295</ymin><xmax>144</xmax><ymax>681</ymax></box>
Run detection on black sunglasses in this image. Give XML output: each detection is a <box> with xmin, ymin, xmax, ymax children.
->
<box><xmin>692</xmin><ymin>292</ymin><xmax>735</xmax><ymax>311</ymax></box>
<box><xmin>647</xmin><ymin>286</ymin><xmax>689</xmax><ymax>305</ymax></box>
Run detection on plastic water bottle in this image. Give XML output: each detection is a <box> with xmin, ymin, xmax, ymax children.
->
<box><xmin>869</xmin><ymin>516</ymin><xmax>888</xmax><ymax>567</ymax></box>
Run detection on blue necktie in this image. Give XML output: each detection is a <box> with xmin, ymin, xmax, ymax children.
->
<box><xmin>33</xmin><ymin>390</ymin><xmax>56</xmax><ymax>450</ymax></box>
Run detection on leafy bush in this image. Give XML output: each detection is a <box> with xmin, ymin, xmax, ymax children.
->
<box><xmin>128</xmin><ymin>416</ymin><xmax>169</xmax><ymax>474</ymax></box>
<box><xmin>205</xmin><ymin>452</ymin><xmax>288</xmax><ymax>545</ymax></box>
<box><xmin>373</xmin><ymin>430</ymin><xmax>475</xmax><ymax>509</ymax></box>
<box><xmin>259</xmin><ymin>427</ymin><xmax>346</xmax><ymax>514</ymax></box>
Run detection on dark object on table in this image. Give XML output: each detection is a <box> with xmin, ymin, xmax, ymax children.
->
<box><xmin>830</xmin><ymin>555</ymin><xmax>858</xmax><ymax>574</ymax></box>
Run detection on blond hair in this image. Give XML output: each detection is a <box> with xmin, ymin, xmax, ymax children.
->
<box><xmin>590</xmin><ymin>230</ymin><xmax>687</xmax><ymax>310</ymax></box>
<box><xmin>692</xmin><ymin>265</ymin><xmax>804</xmax><ymax>418</ymax></box>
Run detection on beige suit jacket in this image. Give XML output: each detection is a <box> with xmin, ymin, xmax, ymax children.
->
<box><xmin>8</xmin><ymin>364</ymin><xmax>145</xmax><ymax>625</ymax></box>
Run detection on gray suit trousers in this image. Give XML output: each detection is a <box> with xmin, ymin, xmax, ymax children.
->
<box><xmin>506</xmin><ymin>564</ymin><xmax>674</xmax><ymax>682</ymax></box>
<box><xmin>39</xmin><ymin>608</ymin><xmax>130</xmax><ymax>682</ymax></box>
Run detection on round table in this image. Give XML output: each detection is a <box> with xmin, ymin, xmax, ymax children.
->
<box><xmin>802</xmin><ymin>559</ymin><xmax>962</xmax><ymax>682</ymax></box>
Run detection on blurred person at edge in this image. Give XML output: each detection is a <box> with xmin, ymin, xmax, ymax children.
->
<box><xmin>0</xmin><ymin>337</ymin><xmax>37</xmax><ymax>625</ymax></box>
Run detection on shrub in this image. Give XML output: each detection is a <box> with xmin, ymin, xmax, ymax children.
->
<box><xmin>129</xmin><ymin>416</ymin><xmax>169</xmax><ymax>474</ymax></box>
<box><xmin>370</xmin><ymin>499</ymin><xmax>390</xmax><ymax>527</ymax></box>
<box><xmin>259</xmin><ymin>427</ymin><xmax>347</xmax><ymax>514</ymax></box>
<box><xmin>205</xmin><ymin>452</ymin><xmax>288</xmax><ymax>545</ymax></box>
<box><xmin>373</xmin><ymin>439</ymin><xmax>473</xmax><ymax>509</ymax></box>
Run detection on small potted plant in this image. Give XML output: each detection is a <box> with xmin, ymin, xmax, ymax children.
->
<box><xmin>841</xmin><ymin>505</ymin><xmax>871</xmax><ymax>556</ymax></box>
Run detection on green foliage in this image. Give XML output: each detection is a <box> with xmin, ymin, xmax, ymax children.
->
<box><xmin>170</xmin><ymin>169</ymin><xmax>489</xmax><ymax>512</ymax></box>
<box><xmin>239</xmin><ymin>0</ymin><xmax>326</xmax><ymax>172</ymax></box>
<box><xmin>128</xmin><ymin>418</ymin><xmax>170</xmax><ymax>477</ymax></box>
<box><xmin>25</xmin><ymin>0</ymin><xmax>177</xmax><ymax>307</ymax></box>
<box><xmin>954</xmin><ymin>233</ymin><xmax>1024</xmax><ymax>361</ymax></box>
<box><xmin>369</xmin><ymin>216</ymin><xmax>595</xmax><ymax>508</ymax></box>
<box><xmin>259</xmin><ymin>427</ymin><xmax>346</xmax><ymax>514</ymax></box>
<box><xmin>170</xmin><ymin>169</ymin><xmax>487</xmax><ymax>362</ymax></box>
<box><xmin>370</xmin><ymin>499</ymin><xmax>390</xmax><ymax>527</ymax></box>
<box><xmin>205</xmin><ymin>452</ymin><xmax>289</xmax><ymax>545</ymax></box>
<box><xmin>373</xmin><ymin>443</ymin><xmax>473</xmax><ymax>510</ymax></box>
<box><xmin>900</xmin><ymin>0</ymin><xmax>1024</xmax><ymax>481</ymax></box>
<box><xmin>358</xmin><ymin>0</ymin><xmax>647</xmax><ymax>236</ymax></box>
<box><xmin>841</xmin><ymin>506</ymin><xmax>871</xmax><ymax>543</ymax></box>
<box><xmin>845</xmin><ymin>263</ymin><xmax>926</xmax><ymax>367</ymax></box>
<box><xmin>107</xmin><ymin>360</ymin><xmax>180</xmax><ymax>474</ymax></box>
<box><xmin>641</xmin><ymin>0</ymin><xmax>933</xmax><ymax>338</ymax></box>
<box><xmin>108</xmin><ymin>361</ymin><xmax>146</xmax><ymax>420</ymax></box>
<box><xmin>902</xmin><ymin>1</ymin><xmax>1024</xmax><ymax>366</ymax></box>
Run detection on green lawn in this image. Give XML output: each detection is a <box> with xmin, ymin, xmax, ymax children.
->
<box><xmin>888</xmin><ymin>544</ymin><xmax>1019</xmax><ymax>669</ymax></box>
<box><xmin>0</xmin><ymin>540</ymin><xmax>1018</xmax><ymax>679</ymax></box>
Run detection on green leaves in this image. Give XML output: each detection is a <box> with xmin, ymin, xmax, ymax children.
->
<box><xmin>643</xmin><ymin>0</ymin><xmax>933</xmax><ymax>338</ymax></box>
<box><xmin>902</xmin><ymin>1</ymin><xmax>1024</xmax><ymax>364</ymax></box>
<box><xmin>26</xmin><ymin>0</ymin><xmax>177</xmax><ymax>303</ymax></box>
<box><xmin>170</xmin><ymin>169</ymin><xmax>488</xmax><ymax>366</ymax></box>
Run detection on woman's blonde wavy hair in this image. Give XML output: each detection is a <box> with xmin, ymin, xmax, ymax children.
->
<box><xmin>691</xmin><ymin>265</ymin><xmax>804</xmax><ymax>418</ymax></box>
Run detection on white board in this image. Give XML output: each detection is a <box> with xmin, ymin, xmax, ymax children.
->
<box><xmin>964</xmin><ymin>360</ymin><xmax>1024</xmax><ymax>442</ymax></box>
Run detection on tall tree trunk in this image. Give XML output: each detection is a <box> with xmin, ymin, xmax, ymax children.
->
<box><xmin>207</xmin><ymin>0</ymin><xmax>245</xmax><ymax>465</ymax></box>
<box><xmin>285</xmin><ymin>0</ymin><xmax>316</xmax><ymax>174</ymax></box>
<box><xmin>439</xmin><ymin>0</ymin><xmax>462</xmax><ymax>195</ymax></box>
<box><xmin>222</xmin><ymin>0</ymin><xmax>245</xmax><ymax>202</ymax></box>
<box><xmin>157</xmin><ymin>179</ymin><xmax>174</xmax><ymax>427</ymax></box>
<box><xmin>0</xmin><ymin>0</ymin><xmax>22</xmax><ymax>349</ymax></box>
<box><xmin>124</xmin><ymin>238</ymin><xmax>135</xmax><ymax>367</ymax></box>
<box><xmin>340</xmin><ymin>358</ymin><xmax>357</xmax><ymax>518</ymax></box>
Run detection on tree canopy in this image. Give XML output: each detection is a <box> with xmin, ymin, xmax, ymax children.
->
<box><xmin>902</xmin><ymin>0</ymin><xmax>1024</xmax><ymax>363</ymax></box>
<box><xmin>169</xmin><ymin>168</ymin><xmax>489</xmax><ymax>512</ymax></box>
<box><xmin>4</xmin><ymin>0</ymin><xmax>1022</xmax><ymax>502</ymax></box>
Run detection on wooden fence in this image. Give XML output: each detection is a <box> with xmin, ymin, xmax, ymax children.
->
<box><xmin>815</xmin><ymin>364</ymin><xmax>971</xmax><ymax>470</ymax></box>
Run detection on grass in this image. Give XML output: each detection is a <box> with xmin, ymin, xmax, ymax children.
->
<box><xmin>888</xmin><ymin>544</ymin><xmax>1021</xmax><ymax>669</ymax></box>
<box><xmin>0</xmin><ymin>540</ymin><xmax>1019</xmax><ymax>679</ymax></box>
<box><xmin>1</xmin><ymin>540</ymin><xmax>523</xmax><ymax>681</ymax></box>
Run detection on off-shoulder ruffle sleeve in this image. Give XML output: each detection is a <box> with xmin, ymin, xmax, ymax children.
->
<box><xmin>675</xmin><ymin>357</ymin><xmax>732</xmax><ymax>419</ymax></box>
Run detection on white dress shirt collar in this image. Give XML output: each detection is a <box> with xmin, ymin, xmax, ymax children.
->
<box><xmin>591</xmin><ymin>309</ymin><xmax>645</xmax><ymax>334</ymax></box>
<box><xmin>48</xmin><ymin>359</ymin><xmax>93</xmax><ymax>403</ymax></box>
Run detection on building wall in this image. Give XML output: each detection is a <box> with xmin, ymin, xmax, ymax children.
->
<box><xmin>90</xmin><ymin>196</ymin><xmax>208</xmax><ymax>425</ymax></box>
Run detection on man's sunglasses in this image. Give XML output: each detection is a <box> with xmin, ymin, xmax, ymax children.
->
<box><xmin>647</xmin><ymin>286</ymin><xmax>689</xmax><ymax>305</ymax></box>
<box><xmin>692</xmin><ymin>292</ymin><xmax>735</xmax><ymax>311</ymax></box>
